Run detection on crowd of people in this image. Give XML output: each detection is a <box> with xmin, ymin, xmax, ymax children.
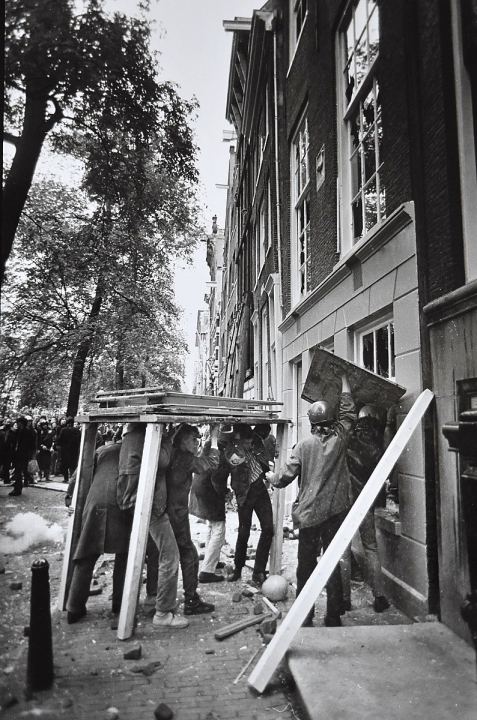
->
<box><xmin>1</xmin><ymin>378</ymin><xmax>395</xmax><ymax>630</ymax></box>
<box><xmin>0</xmin><ymin>415</ymin><xmax>122</xmax><ymax>494</ymax></box>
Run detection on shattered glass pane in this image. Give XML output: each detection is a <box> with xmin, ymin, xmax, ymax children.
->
<box><xmin>376</xmin><ymin>326</ymin><xmax>389</xmax><ymax>377</ymax></box>
<box><xmin>353</xmin><ymin>196</ymin><xmax>363</xmax><ymax>240</ymax></box>
<box><xmin>362</xmin><ymin>331</ymin><xmax>374</xmax><ymax>371</ymax></box>
<box><xmin>364</xmin><ymin>178</ymin><xmax>377</xmax><ymax>231</ymax></box>
<box><xmin>363</xmin><ymin>128</ymin><xmax>376</xmax><ymax>184</ymax></box>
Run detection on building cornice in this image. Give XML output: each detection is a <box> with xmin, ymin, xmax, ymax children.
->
<box><xmin>279</xmin><ymin>202</ymin><xmax>415</xmax><ymax>333</ymax></box>
<box><xmin>423</xmin><ymin>278</ymin><xmax>477</xmax><ymax>327</ymax></box>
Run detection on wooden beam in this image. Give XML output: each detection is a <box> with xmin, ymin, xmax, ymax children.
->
<box><xmin>214</xmin><ymin>612</ymin><xmax>274</xmax><ymax>640</ymax></box>
<box><xmin>76</xmin><ymin>412</ymin><xmax>289</xmax><ymax>425</ymax></box>
<box><xmin>269</xmin><ymin>423</ymin><xmax>287</xmax><ymax>575</ymax></box>
<box><xmin>248</xmin><ymin>389</ymin><xmax>434</xmax><ymax>693</ymax></box>
<box><xmin>57</xmin><ymin>423</ymin><xmax>98</xmax><ymax>610</ymax></box>
<box><xmin>117</xmin><ymin>423</ymin><xmax>163</xmax><ymax>640</ymax></box>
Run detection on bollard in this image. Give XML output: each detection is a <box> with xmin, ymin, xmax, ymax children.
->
<box><xmin>27</xmin><ymin>559</ymin><xmax>54</xmax><ymax>691</ymax></box>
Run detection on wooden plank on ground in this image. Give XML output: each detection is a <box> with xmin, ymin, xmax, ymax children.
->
<box><xmin>117</xmin><ymin>423</ymin><xmax>163</xmax><ymax>640</ymax></box>
<box><xmin>269</xmin><ymin>423</ymin><xmax>287</xmax><ymax>575</ymax></box>
<box><xmin>302</xmin><ymin>347</ymin><xmax>406</xmax><ymax>409</ymax></box>
<box><xmin>214</xmin><ymin>612</ymin><xmax>274</xmax><ymax>640</ymax></box>
<box><xmin>248</xmin><ymin>388</ymin><xmax>434</xmax><ymax>693</ymax></box>
<box><xmin>57</xmin><ymin>423</ymin><xmax>98</xmax><ymax>610</ymax></box>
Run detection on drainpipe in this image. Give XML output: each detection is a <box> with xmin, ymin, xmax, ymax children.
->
<box><xmin>273</xmin><ymin>24</ymin><xmax>283</xmax><ymax>310</ymax></box>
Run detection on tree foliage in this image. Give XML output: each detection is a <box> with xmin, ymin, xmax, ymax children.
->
<box><xmin>0</xmin><ymin>175</ymin><xmax>197</xmax><ymax>414</ymax></box>
<box><xmin>3</xmin><ymin>0</ymin><xmax>198</xmax><ymax>279</ymax></box>
<box><xmin>2</xmin><ymin>0</ymin><xmax>206</xmax><ymax>414</ymax></box>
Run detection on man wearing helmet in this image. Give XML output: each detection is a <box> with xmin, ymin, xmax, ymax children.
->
<box><xmin>342</xmin><ymin>403</ymin><xmax>391</xmax><ymax>613</ymax></box>
<box><xmin>266</xmin><ymin>374</ymin><xmax>355</xmax><ymax>627</ymax></box>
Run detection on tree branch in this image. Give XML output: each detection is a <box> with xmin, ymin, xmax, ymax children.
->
<box><xmin>44</xmin><ymin>96</ymin><xmax>63</xmax><ymax>133</ymax></box>
<box><xmin>4</xmin><ymin>131</ymin><xmax>19</xmax><ymax>147</ymax></box>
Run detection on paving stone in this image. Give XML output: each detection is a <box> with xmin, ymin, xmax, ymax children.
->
<box><xmin>253</xmin><ymin>601</ymin><xmax>265</xmax><ymax>615</ymax></box>
<box><xmin>259</xmin><ymin>617</ymin><xmax>277</xmax><ymax>635</ymax></box>
<box><xmin>154</xmin><ymin>702</ymin><xmax>173</xmax><ymax>720</ymax></box>
<box><xmin>232</xmin><ymin>592</ymin><xmax>242</xmax><ymax>603</ymax></box>
<box><xmin>123</xmin><ymin>645</ymin><xmax>142</xmax><ymax>660</ymax></box>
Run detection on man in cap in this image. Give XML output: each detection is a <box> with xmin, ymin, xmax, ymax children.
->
<box><xmin>222</xmin><ymin>424</ymin><xmax>274</xmax><ymax>586</ymax></box>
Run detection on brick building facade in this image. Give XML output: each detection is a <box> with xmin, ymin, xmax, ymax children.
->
<box><xmin>210</xmin><ymin>0</ymin><xmax>476</xmax><ymax>642</ymax></box>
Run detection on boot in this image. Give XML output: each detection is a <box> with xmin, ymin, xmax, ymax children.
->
<box><xmin>227</xmin><ymin>567</ymin><xmax>242</xmax><ymax>582</ymax></box>
<box><xmin>184</xmin><ymin>595</ymin><xmax>215</xmax><ymax>615</ymax></box>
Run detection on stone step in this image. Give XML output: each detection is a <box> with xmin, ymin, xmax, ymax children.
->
<box><xmin>286</xmin><ymin>623</ymin><xmax>476</xmax><ymax>720</ymax></box>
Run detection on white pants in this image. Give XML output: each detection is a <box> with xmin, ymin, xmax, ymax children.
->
<box><xmin>201</xmin><ymin>520</ymin><xmax>226</xmax><ymax>574</ymax></box>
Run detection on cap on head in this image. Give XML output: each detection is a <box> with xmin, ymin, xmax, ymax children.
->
<box><xmin>233</xmin><ymin>424</ymin><xmax>254</xmax><ymax>441</ymax></box>
<box><xmin>308</xmin><ymin>401</ymin><xmax>333</xmax><ymax>424</ymax></box>
<box><xmin>254</xmin><ymin>424</ymin><xmax>271</xmax><ymax>439</ymax></box>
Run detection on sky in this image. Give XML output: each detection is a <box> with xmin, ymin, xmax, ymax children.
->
<box><xmin>109</xmin><ymin>0</ymin><xmax>259</xmax><ymax>391</ymax></box>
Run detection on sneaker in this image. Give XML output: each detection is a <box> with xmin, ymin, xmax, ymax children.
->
<box><xmin>152</xmin><ymin>611</ymin><xmax>189</xmax><ymax>628</ymax></box>
<box><xmin>199</xmin><ymin>571</ymin><xmax>225</xmax><ymax>583</ymax></box>
<box><xmin>227</xmin><ymin>568</ymin><xmax>242</xmax><ymax>582</ymax></box>
<box><xmin>8</xmin><ymin>490</ymin><xmax>21</xmax><ymax>496</ymax></box>
<box><xmin>184</xmin><ymin>597</ymin><xmax>215</xmax><ymax>615</ymax></box>
<box><xmin>216</xmin><ymin>561</ymin><xmax>226</xmax><ymax>569</ymax></box>
<box><xmin>374</xmin><ymin>595</ymin><xmax>390</xmax><ymax>613</ymax></box>
<box><xmin>324</xmin><ymin>615</ymin><xmax>342</xmax><ymax>627</ymax></box>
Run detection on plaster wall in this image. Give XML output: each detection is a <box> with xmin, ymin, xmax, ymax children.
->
<box><xmin>278</xmin><ymin>209</ymin><xmax>430</xmax><ymax>616</ymax></box>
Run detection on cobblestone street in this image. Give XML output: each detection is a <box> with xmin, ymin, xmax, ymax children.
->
<box><xmin>0</xmin><ymin>481</ymin><xmax>413</xmax><ymax>720</ymax></box>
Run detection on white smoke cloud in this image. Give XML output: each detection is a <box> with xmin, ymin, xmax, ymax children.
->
<box><xmin>0</xmin><ymin>512</ymin><xmax>64</xmax><ymax>554</ymax></box>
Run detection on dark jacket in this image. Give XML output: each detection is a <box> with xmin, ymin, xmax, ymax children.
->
<box><xmin>117</xmin><ymin>424</ymin><xmax>172</xmax><ymax>513</ymax></box>
<box><xmin>221</xmin><ymin>441</ymin><xmax>270</xmax><ymax>509</ymax></box>
<box><xmin>37</xmin><ymin>426</ymin><xmax>54</xmax><ymax>454</ymax></box>
<box><xmin>189</xmin><ymin>446</ymin><xmax>228</xmax><ymax>522</ymax></box>
<box><xmin>11</xmin><ymin>426</ymin><xmax>36</xmax><ymax>465</ymax></box>
<box><xmin>56</xmin><ymin>425</ymin><xmax>81</xmax><ymax>465</ymax></box>
<box><xmin>166</xmin><ymin>445</ymin><xmax>220</xmax><ymax>532</ymax></box>
<box><xmin>73</xmin><ymin>443</ymin><xmax>133</xmax><ymax>560</ymax></box>
<box><xmin>270</xmin><ymin>393</ymin><xmax>356</xmax><ymax>529</ymax></box>
<box><xmin>347</xmin><ymin>417</ymin><xmax>385</xmax><ymax>499</ymax></box>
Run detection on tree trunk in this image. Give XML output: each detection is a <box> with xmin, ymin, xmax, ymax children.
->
<box><xmin>66</xmin><ymin>277</ymin><xmax>105</xmax><ymax>417</ymax></box>
<box><xmin>2</xmin><ymin>90</ymin><xmax>50</xmax><ymax>280</ymax></box>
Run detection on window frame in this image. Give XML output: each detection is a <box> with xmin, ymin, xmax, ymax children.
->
<box><xmin>337</xmin><ymin>0</ymin><xmax>385</xmax><ymax>254</ymax></box>
<box><xmin>291</xmin><ymin>113</ymin><xmax>311</xmax><ymax>304</ymax></box>
<box><xmin>354</xmin><ymin>313</ymin><xmax>396</xmax><ymax>382</ymax></box>
<box><xmin>289</xmin><ymin>0</ymin><xmax>309</xmax><ymax>67</ymax></box>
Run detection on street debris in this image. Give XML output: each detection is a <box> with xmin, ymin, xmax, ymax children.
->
<box><xmin>154</xmin><ymin>702</ymin><xmax>173</xmax><ymax>719</ymax></box>
<box><xmin>232</xmin><ymin>647</ymin><xmax>261</xmax><ymax>684</ymax></box>
<box><xmin>123</xmin><ymin>645</ymin><xmax>141</xmax><ymax>660</ymax></box>
<box><xmin>214</xmin><ymin>612</ymin><xmax>274</xmax><ymax>640</ymax></box>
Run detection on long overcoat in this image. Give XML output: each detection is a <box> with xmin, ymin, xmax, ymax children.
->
<box><xmin>73</xmin><ymin>443</ymin><xmax>133</xmax><ymax>560</ymax></box>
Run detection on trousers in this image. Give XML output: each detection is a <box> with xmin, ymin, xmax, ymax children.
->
<box><xmin>235</xmin><ymin>480</ymin><xmax>274</xmax><ymax>574</ymax></box>
<box><xmin>296</xmin><ymin>511</ymin><xmax>347</xmax><ymax>619</ymax></box>
<box><xmin>340</xmin><ymin>506</ymin><xmax>385</xmax><ymax>600</ymax></box>
<box><xmin>67</xmin><ymin>553</ymin><xmax>127</xmax><ymax>613</ymax></box>
<box><xmin>148</xmin><ymin>511</ymin><xmax>180</xmax><ymax>613</ymax></box>
<box><xmin>201</xmin><ymin>520</ymin><xmax>226</xmax><ymax>574</ymax></box>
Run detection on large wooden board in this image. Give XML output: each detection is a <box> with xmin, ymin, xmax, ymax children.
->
<box><xmin>302</xmin><ymin>347</ymin><xmax>406</xmax><ymax>410</ymax></box>
<box><xmin>248</xmin><ymin>389</ymin><xmax>434</xmax><ymax>693</ymax></box>
<box><xmin>117</xmin><ymin>423</ymin><xmax>163</xmax><ymax>640</ymax></box>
